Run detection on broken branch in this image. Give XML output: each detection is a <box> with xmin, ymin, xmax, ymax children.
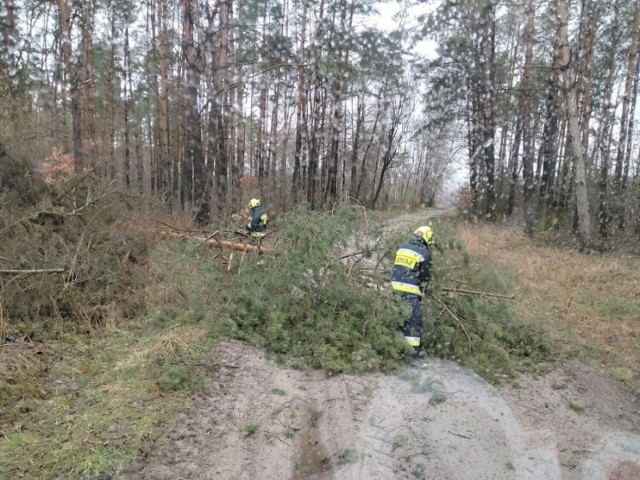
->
<box><xmin>435</xmin><ymin>297</ymin><xmax>473</xmax><ymax>350</ymax></box>
<box><xmin>0</xmin><ymin>268</ymin><xmax>66</xmax><ymax>275</ymax></box>
<box><xmin>441</xmin><ymin>288</ymin><xmax>514</xmax><ymax>299</ymax></box>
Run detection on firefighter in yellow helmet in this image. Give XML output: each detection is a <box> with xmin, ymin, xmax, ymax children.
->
<box><xmin>391</xmin><ymin>225</ymin><xmax>434</xmax><ymax>360</ymax></box>
<box><xmin>246</xmin><ymin>198</ymin><xmax>268</xmax><ymax>238</ymax></box>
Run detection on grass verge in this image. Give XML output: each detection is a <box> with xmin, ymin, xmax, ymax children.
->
<box><xmin>0</xmin><ymin>316</ymin><xmax>214</xmax><ymax>480</ymax></box>
<box><xmin>452</xmin><ymin>220</ymin><xmax>640</xmax><ymax>386</ymax></box>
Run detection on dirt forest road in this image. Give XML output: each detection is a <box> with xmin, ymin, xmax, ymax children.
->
<box><xmin>126</xmin><ymin>211</ymin><xmax>640</xmax><ymax>480</ymax></box>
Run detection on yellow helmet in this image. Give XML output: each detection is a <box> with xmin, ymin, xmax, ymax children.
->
<box><xmin>414</xmin><ymin>225</ymin><xmax>434</xmax><ymax>246</ymax></box>
<box><xmin>248</xmin><ymin>198</ymin><xmax>261</xmax><ymax>208</ymax></box>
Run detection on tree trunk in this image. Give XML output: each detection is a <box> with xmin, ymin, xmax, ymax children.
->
<box><xmin>480</xmin><ymin>3</ymin><xmax>496</xmax><ymax>221</ymax></box>
<box><xmin>613</xmin><ymin>0</ymin><xmax>640</xmax><ymax>229</ymax></box>
<box><xmin>124</xmin><ymin>24</ymin><xmax>132</xmax><ymax>187</ymax></box>
<box><xmin>307</xmin><ymin>0</ymin><xmax>325</xmax><ymax>209</ymax></box>
<box><xmin>80</xmin><ymin>0</ymin><xmax>96</xmax><ymax>168</ymax></box>
<box><xmin>231</xmin><ymin>0</ymin><xmax>244</xmax><ymax>211</ymax></box>
<box><xmin>327</xmin><ymin>77</ymin><xmax>342</xmax><ymax>204</ymax></box>
<box><xmin>106</xmin><ymin>1</ymin><xmax>117</xmax><ymax>181</ymax></box>
<box><xmin>349</xmin><ymin>96</ymin><xmax>364</xmax><ymax>200</ymax></box>
<box><xmin>292</xmin><ymin>0</ymin><xmax>308</xmax><ymax>203</ymax></box>
<box><xmin>558</xmin><ymin>0</ymin><xmax>591</xmax><ymax>250</ymax></box>
<box><xmin>182</xmin><ymin>0</ymin><xmax>206</xmax><ymax>218</ymax></box>
<box><xmin>595</xmin><ymin>0</ymin><xmax>620</xmax><ymax>238</ymax></box>
<box><xmin>157</xmin><ymin>0</ymin><xmax>171</xmax><ymax>198</ymax></box>
<box><xmin>57</xmin><ymin>0</ymin><xmax>84</xmax><ymax>174</ymax></box>
<box><xmin>355</xmin><ymin>97</ymin><xmax>382</xmax><ymax>200</ymax></box>
<box><xmin>520</xmin><ymin>0</ymin><xmax>536</xmax><ymax>235</ymax></box>
<box><xmin>577</xmin><ymin>2</ymin><xmax>599</xmax><ymax>159</ymax></box>
<box><xmin>256</xmin><ymin>8</ymin><xmax>268</xmax><ymax>192</ymax></box>
<box><xmin>326</xmin><ymin>0</ymin><xmax>348</xmax><ymax>205</ymax></box>
<box><xmin>212</xmin><ymin>0</ymin><xmax>228</xmax><ymax>214</ymax></box>
<box><xmin>621</xmin><ymin>37</ymin><xmax>640</xmax><ymax>230</ymax></box>
<box><xmin>0</xmin><ymin>0</ymin><xmax>16</xmax><ymax>71</ymax></box>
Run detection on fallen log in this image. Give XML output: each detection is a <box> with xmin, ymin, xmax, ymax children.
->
<box><xmin>163</xmin><ymin>231</ymin><xmax>269</xmax><ymax>254</ymax></box>
<box><xmin>0</xmin><ymin>268</ymin><xmax>66</xmax><ymax>275</ymax></box>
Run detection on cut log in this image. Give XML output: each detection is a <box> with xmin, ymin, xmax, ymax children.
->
<box><xmin>163</xmin><ymin>231</ymin><xmax>268</xmax><ymax>254</ymax></box>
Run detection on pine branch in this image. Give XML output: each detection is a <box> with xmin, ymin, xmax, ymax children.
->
<box><xmin>434</xmin><ymin>297</ymin><xmax>473</xmax><ymax>351</ymax></box>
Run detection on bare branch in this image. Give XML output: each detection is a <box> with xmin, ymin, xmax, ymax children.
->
<box><xmin>0</xmin><ymin>268</ymin><xmax>66</xmax><ymax>274</ymax></box>
<box><xmin>435</xmin><ymin>297</ymin><xmax>473</xmax><ymax>350</ymax></box>
<box><xmin>441</xmin><ymin>288</ymin><xmax>514</xmax><ymax>299</ymax></box>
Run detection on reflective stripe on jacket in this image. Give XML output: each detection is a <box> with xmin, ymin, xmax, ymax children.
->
<box><xmin>391</xmin><ymin>235</ymin><xmax>432</xmax><ymax>296</ymax></box>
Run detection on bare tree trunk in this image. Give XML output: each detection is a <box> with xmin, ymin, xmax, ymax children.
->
<box><xmin>80</xmin><ymin>0</ymin><xmax>96</xmax><ymax>169</ymax></box>
<box><xmin>124</xmin><ymin>24</ymin><xmax>133</xmax><ymax>187</ymax></box>
<box><xmin>595</xmin><ymin>0</ymin><xmax>620</xmax><ymax>238</ymax></box>
<box><xmin>558</xmin><ymin>0</ymin><xmax>591</xmax><ymax>250</ymax></box>
<box><xmin>182</xmin><ymin>0</ymin><xmax>206</xmax><ymax>218</ymax></box>
<box><xmin>356</xmin><ymin>97</ymin><xmax>382</xmax><ymax>200</ymax></box>
<box><xmin>292</xmin><ymin>0</ymin><xmax>308</xmax><ymax>203</ymax></box>
<box><xmin>557</xmin><ymin>126</ymin><xmax>573</xmax><ymax>210</ymax></box>
<box><xmin>157</xmin><ymin>0</ymin><xmax>171</xmax><ymax>198</ymax></box>
<box><xmin>349</xmin><ymin>96</ymin><xmax>364</xmax><ymax>200</ymax></box>
<box><xmin>537</xmin><ymin>70</ymin><xmax>560</xmax><ymax>219</ymax></box>
<box><xmin>0</xmin><ymin>0</ymin><xmax>16</xmax><ymax>70</ymax></box>
<box><xmin>480</xmin><ymin>2</ymin><xmax>496</xmax><ymax>221</ymax></box>
<box><xmin>327</xmin><ymin>76</ymin><xmax>342</xmax><ymax>204</ymax></box>
<box><xmin>507</xmin><ymin>119</ymin><xmax>522</xmax><ymax>217</ymax></box>
<box><xmin>622</xmin><ymin>39</ymin><xmax>640</xmax><ymax>230</ymax></box>
<box><xmin>58</xmin><ymin>0</ymin><xmax>84</xmax><ymax>174</ymax></box>
<box><xmin>209</xmin><ymin>0</ymin><xmax>228</xmax><ymax>215</ymax></box>
<box><xmin>372</xmin><ymin>109</ymin><xmax>402</xmax><ymax>208</ymax></box>
<box><xmin>269</xmin><ymin>78</ymin><xmax>281</xmax><ymax>199</ymax></box>
<box><xmin>307</xmin><ymin>0</ymin><xmax>325</xmax><ymax>209</ymax></box>
<box><xmin>256</xmin><ymin>8</ymin><xmax>268</xmax><ymax>192</ymax></box>
<box><xmin>326</xmin><ymin>0</ymin><xmax>348</xmax><ymax>205</ymax></box>
<box><xmin>106</xmin><ymin>1</ymin><xmax>117</xmax><ymax>181</ymax></box>
<box><xmin>280</xmin><ymin>86</ymin><xmax>293</xmax><ymax>207</ymax></box>
<box><xmin>468</xmin><ymin>51</ymin><xmax>483</xmax><ymax>216</ymax></box>
<box><xmin>231</xmin><ymin>1</ymin><xmax>244</xmax><ymax>210</ymax></box>
<box><xmin>538</xmin><ymin>0</ymin><xmax>566</xmax><ymax>222</ymax></box>
<box><xmin>520</xmin><ymin>0</ymin><xmax>536</xmax><ymax>235</ymax></box>
<box><xmin>613</xmin><ymin>0</ymin><xmax>640</xmax><ymax>229</ymax></box>
<box><xmin>577</xmin><ymin>2</ymin><xmax>599</xmax><ymax>159</ymax></box>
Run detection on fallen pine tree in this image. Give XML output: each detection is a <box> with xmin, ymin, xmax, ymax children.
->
<box><xmin>162</xmin><ymin>230</ymin><xmax>269</xmax><ymax>254</ymax></box>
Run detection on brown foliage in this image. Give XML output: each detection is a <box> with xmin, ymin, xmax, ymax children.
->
<box><xmin>454</xmin><ymin>186</ymin><xmax>474</xmax><ymax>220</ymax></box>
<box><xmin>40</xmin><ymin>147</ymin><xmax>74</xmax><ymax>185</ymax></box>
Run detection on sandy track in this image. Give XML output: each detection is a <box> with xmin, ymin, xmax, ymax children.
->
<box><xmin>125</xmin><ymin>340</ymin><xmax>640</xmax><ymax>480</ymax></box>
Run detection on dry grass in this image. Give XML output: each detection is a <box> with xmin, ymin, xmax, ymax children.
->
<box><xmin>114</xmin><ymin>325</ymin><xmax>207</xmax><ymax>371</ymax></box>
<box><xmin>455</xmin><ymin>223</ymin><xmax>640</xmax><ymax>374</ymax></box>
<box><xmin>0</xmin><ymin>342</ymin><xmax>49</xmax><ymax>404</ymax></box>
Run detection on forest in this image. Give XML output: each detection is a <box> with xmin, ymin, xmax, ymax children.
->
<box><xmin>1</xmin><ymin>0</ymin><xmax>639</xmax><ymax>251</ymax></box>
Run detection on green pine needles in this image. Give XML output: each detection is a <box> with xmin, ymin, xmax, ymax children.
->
<box><xmin>422</xmin><ymin>229</ymin><xmax>553</xmax><ymax>382</ymax></box>
<box><xmin>164</xmin><ymin>207</ymin><xmax>552</xmax><ymax>380</ymax></box>
<box><xmin>219</xmin><ymin>205</ymin><xmax>410</xmax><ymax>373</ymax></box>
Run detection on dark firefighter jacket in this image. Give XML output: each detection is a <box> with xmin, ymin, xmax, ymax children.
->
<box><xmin>391</xmin><ymin>235</ymin><xmax>432</xmax><ymax>297</ymax></box>
<box><xmin>248</xmin><ymin>205</ymin><xmax>268</xmax><ymax>233</ymax></box>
